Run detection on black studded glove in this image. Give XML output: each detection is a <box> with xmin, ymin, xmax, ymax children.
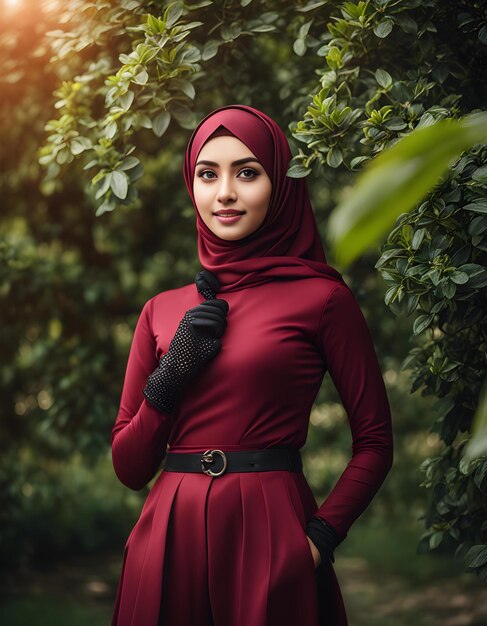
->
<box><xmin>143</xmin><ymin>270</ymin><xmax>229</xmax><ymax>415</ymax></box>
<box><xmin>194</xmin><ymin>268</ymin><xmax>220</xmax><ymax>301</ymax></box>
<box><xmin>306</xmin><ymin>517</ymin><xmax>343</xmax><ymax>565</ymax></box>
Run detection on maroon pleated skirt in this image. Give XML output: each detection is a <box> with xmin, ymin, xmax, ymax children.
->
<box><xmin>111</xmin><ymin>467</ymin><xmax>348</xmax><ymax>626</ymax></box>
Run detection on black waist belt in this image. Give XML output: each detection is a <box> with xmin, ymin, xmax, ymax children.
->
<box><xmin>163</xmin><ymin>447</ymin><xmax>303</xmax><ymax>477</ymax></box>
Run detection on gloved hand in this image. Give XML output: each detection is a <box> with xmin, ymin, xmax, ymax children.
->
<box><xmin>305</xmin><ymin>517</ymin><xmax>343</xmax><ymax>565</ymax></box>
<box><xmin>194</xmin><ymin>268</ymin><xmax>220</xmax><ymax>301</ymax></box>
<box><xmin>143</xmin><ymin>270</ymin><xmax>229</xmax><ymax>415</ymax></box>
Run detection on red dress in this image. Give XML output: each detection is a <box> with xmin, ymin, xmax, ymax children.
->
<box><xmin>110</xmin><ymin>277</ymin><xmax>393</xmax><ymax>626</ymax></box>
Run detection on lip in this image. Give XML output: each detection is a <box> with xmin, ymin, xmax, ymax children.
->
<box><xmin>213</xmin><ymin>210</ymin><xmax>245</xmax><ymax>224</ymax></box>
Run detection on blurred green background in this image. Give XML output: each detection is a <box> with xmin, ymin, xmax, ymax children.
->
<box><xmin>1</xmin><ymin>0</ymin><xmax>486</xmax><ymax>624</ymax></box>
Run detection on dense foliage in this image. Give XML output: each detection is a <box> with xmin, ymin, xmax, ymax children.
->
<box><xmin>1</xmin><ymin>0</ymin><xmax>485</xmax><ymax>578</ymax></box>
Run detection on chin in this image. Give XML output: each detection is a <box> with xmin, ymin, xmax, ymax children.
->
<box><xmin>216</xmin><ymin>231</ymin><xmax>246</xmax><ymax>241</ymax></box>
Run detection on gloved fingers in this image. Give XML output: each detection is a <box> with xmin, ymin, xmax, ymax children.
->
<box><xmin>189</xmin><ymin>310</ymin><xmax>227</xmax><ymax>331</ymax></box>
<box><xmin>191</xmin><ymin>309</ymin><xmax>227</xmax><ymax>325</ymax></box>
<box><xmin>195</xmin><ymin>269</ymin><xmax>220</xmax><ymax>300</ymax></box>
<box><xmin>193</xmin><ymin>299</ymin><xmax>229</xmax><ymax>314</ymax></box>
<box><xmin>189</xmin><ymin>303</ymin><xmax>229</xmax><ymax>323</ymax></box>
<box><xmin>191</xmin><ymin>318</ymin><xmax>227</xmax><ymax>338</ymax></box>
<box><xmin>195</xmin><ymin>269</ymin><xmax>221</xmax><ymax>296</ymax></box>
<box><xmin>191</xmin><ymin>299</ymin><xmax>229</xmax><ymax>338</ymax></box>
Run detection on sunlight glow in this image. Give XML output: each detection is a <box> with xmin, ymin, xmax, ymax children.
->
<box><xmin>2</xmin><ymin>0</ymin><xmax>61</xmax><ymax>14</ymax></box>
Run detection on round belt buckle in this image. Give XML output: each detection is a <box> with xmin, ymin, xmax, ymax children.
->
<box><xmin>201</xmin><ymin>449</ymin><xmax>227</xmax><ymax>477</ymax></box>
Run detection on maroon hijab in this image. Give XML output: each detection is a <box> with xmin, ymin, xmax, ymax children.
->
<box><xmin>182</xmin><ymin>104</ymin><xmax>345</xmax><ymax>293</ymax></box>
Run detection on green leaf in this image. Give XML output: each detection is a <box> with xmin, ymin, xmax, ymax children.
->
<box><xmin>94</xmin><ymin>174</ymin><xmax>111</xmax><ymax>199</ymax></box>
<box><xmin>401</xmin><ymin>224</ymin><xmax>414</xmax><ymax>242</ymax></box>
<box><xmin>464</xmin><ymin>545</ymin><xmax>487</xmax><ymax>569</ymax></box>
<box><xmin>442</xmin><ymin>279</ymin><xmax>456</xmax><ymax>298</ymax></box>
<box><xmin>328</xmin><ymin>112</ymin><xmax>487</xmax><ymax>267</ymax></box>
<box><xmin>298</xmin><ymin>20</ymin><xmax>313</xmax><ymax>38</ymax></box>
<box><xmin>137</xmin><ymin>114</ymin><xmax>153</xmax><ymax>129</ymax></box>
<box><xmin>172</xmin><ymin>79</ymin><xmax>195</xmax><ymax>100</ymax></box>
<box><xmin>105</xmin><ymin>121</ymin><xmax>117</xmax><ymax>139</ymax></box>
<box><xmin>70</xmin><ymin>137</ymin><xmax>92</xmax><ymax>155</ymax></box>
<box><xmin>406</xmin><ymin>293</ymin><xmax>421</xmax><ymax>315</ymax></box>
<box><xmin>122</xmin><ymin>0</ymin><xmax>141</xmax><ymax>9</ymax></box>
<box><xmin>350</xmin><ymin>155</ymin><xmax>369</xmax><ymax>169</ymax></box>
<box><xmin>394</xmin><ymin>14</ymin><xmax>417</xmax><ymax>34</ymax></box>
<box><xmin>95</xmin><ymin>198</ymin><xmax>116</xmax><ymax>216</ymax></box>
<box><xmin>384</xmin><ymin>118</ymin><xmax>408</xmax><ymax>131</ymax></box>
<box><xmin>127</xmin><ymin>162</ymin><xmax>144</xmax><ymax>182</ymax></box>
<box><xmin>181</xmin><ymin>45</ymin><xmax>201</xmax><ymax>63</ymax></box>
<box><xmin>375</xmin><ymin>68</ymin><xmax>392</xmax><ymax>88</ymax></box>
<box><xmin>326</xmin><ymin>147</ymin><xmax>343</xmax><ymax>168</ymax></box>
<box><xmin>429</xmin><ymin>531</ymin><xmax>443</xmax><ymax>549</ymax></box>
<box><xmin>202</xmin><ymin>40</ymin><xmax>219</xmax><ymax>60</ymax></box>
<box><xmin>473</xmin><ymin>461</ymin><xmax>487</xmax><ymax>490</ymax></box>
<box><xmin>416</xmin><ymin>534</ymin><xmax>432</xmax><ymax>555</ymax></box>
<box><xmin>110</xmin><ymin>171</ymin><xmax>129</xmax><ymax>199</ymax></box>
<box><xmin>221</xmin><ymin>25</ymin><xmax>236</xmax><ymax>41</ymax></box>
<box><xmin>56</xmin><ymin>148</ymin><xmax>72</xmax><ymax>165</ymax></box>
<box><xmin>166</xmin><ymin>3</ymin><xmax>184</xmax><ymax>29</ymax></box>
<box><xmin>411</xmin><ymin>228</ymin><xmax>426</xmax><ymax>249</ymax></box>
<box><xmin>147</xmin><ymin>13</ymin><xmax>160</xmax><ymax>32</ymax></box>
<box><xmin>449</xmin><ymin>270</ymin><xmax>468</xmax><ymax>285</ymax></box>
<box><xmin>468</xmin><ymin>216</ymin><xmax>487</xmax><ymax>236</ymax></box>
<box><xmin>458</xmin><ymin>263</ymin><xmax>486</xmax><ymax>277</ymax></box>
<box><xmin>133</xmin><ymin>69</ymin><xmax>149</xmax><ymax>85</ymax></box>
<box><xmin>469</xmin><ymin>270</ymin><xmax>487</xmax><ymax>289</ymax></box>
<box><xmin>119</xmin><ymin>156</ymin><xmax>140</xmax><ymax>171</ymax></box>
<box><xmin>326</xmin><ymin>46</ymin><xmax>342</xmax><ymax>70</ymax></box>
<box><xmin>413</xmin><ymin>313</ymin><xmax>433</xmax><ymax>334</ymax></box>
<box><xmin>152</xmin><ymin>112</ymin><xmax>171</xmax><ymax>137</ymax></box>
<box><xmin>286</xmin><ymin>163</ymin><xmax>312</xmax><ymax>178</ymax></box>
<box><xmin>297</xmin><ymin>1</ymin><xmax>327</xmax><ymax>11</ymax></box>
<box><xmin>119</xmin><ymin>91</ymin><xmax>135</xmax><ymax>109</ymax></box>
<box><xmin>374</xmin><ymin>19</ymin><xmax>393</xmax><ymax>38</ymax></box>
<box><xmin>251</xmin><ymin>24</ymin><xmax>276</xmax><ymax>32</ymax></box>
<box><xmin>83</xmin><ymin>159</ymin><xmax>98</xmax><ymax>170</ymax></box>
<box><xmin>384</xmin><ymin>285</ymin><xmax>400</xmax><ymax>306</ymax></box>
<box><xmin>459</xmin><ymin>456</ymin><xmax>476</xmax><ymax>475</ymax></box>
<box><xmin>170</xmin><ymin>103</ymin><xmax>195</xmax><ymax>129</ymax></box>
<box><xmin>294</xmin><ymin>38</ymin><xmax>306</xmax><ymax>56</ymax></box>
<box><xmin>472</xmin><ymin>166</ymin><xmax>487</xmax><ymax>183</ymax></box>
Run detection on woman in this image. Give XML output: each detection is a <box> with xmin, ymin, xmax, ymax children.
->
<box><xmin>110</xmin><ymin>104</ymin><xmax>394</xmax><ymax>626</ymax></box>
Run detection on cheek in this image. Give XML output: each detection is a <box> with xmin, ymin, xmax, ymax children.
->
<box><xmin>193</xmin><ymin>182</ymin><xmax>212</xmax><ymax>206</ymax></box>
<box><xmin>246</xmin><ymin>182</ymin><xmax>271</xmax><ymax>209</ymax></box>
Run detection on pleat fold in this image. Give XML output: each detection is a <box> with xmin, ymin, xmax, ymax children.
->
<box><xmin>111</xmin><ymin>471</ymin><xmax>184</xmax><ymax>626</ymax></box>
<box><xmin>111</xmin><ymin>467</ymin><xmax>348</xmax><ymax>626</ymax></box>
<box><xmin>207</xmin><ymin>471</ymin><xmax>319</xmax><ymax>626</ymax></box>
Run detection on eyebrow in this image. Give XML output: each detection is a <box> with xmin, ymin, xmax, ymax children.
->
<box><xmin>195</xmin><ymin>157</ymin><xmax>262</xmax><ymax>167</ymax></box>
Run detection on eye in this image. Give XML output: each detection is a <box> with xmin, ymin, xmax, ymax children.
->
<box><xmin>196</xmin><ymin>168</ymin><xmax>259</xmax><ymax>180</ymax></box>
<box><xmin>238</xmin><ymin>168</ymin><xmax>258</xmax><ymax>179</ymax></box>
<box><xmin>197</xmin><ymin>170</ymin><xmax>216</xmax><ymax>180</ymax></box>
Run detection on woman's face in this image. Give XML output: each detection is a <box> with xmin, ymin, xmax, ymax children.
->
<box><xmin>193</xmin><ymin>135</ymin><xmax>272</xmax><ymax>241</ymax></box>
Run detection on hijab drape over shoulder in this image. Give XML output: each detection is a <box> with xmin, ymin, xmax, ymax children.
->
<box><xmin>182</xmin><ymin>104</ymin><xmax>345</xmax><ymax>293</ymax></box>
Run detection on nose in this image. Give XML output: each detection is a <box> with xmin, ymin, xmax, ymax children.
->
<box><xmin>216</xmin><ymin>174</ymin><xmax>237</xmax><ymax>204</ymax></box>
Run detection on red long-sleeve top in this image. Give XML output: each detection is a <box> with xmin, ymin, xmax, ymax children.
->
<box><xmin>111</xmin><ymin>277</ymin><xmax>393</xmax><ymax>539</ymax></box>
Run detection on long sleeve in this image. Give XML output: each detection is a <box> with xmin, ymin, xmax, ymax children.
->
<box><xmin>111</xmin><ymin>297</ymin><xmax>175</xmax><ymax>491</ymax></box>
<box><xmin>310</xmin><ymin>282</ymin><xmax>394</xmax><ymax>540</ymax></box>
